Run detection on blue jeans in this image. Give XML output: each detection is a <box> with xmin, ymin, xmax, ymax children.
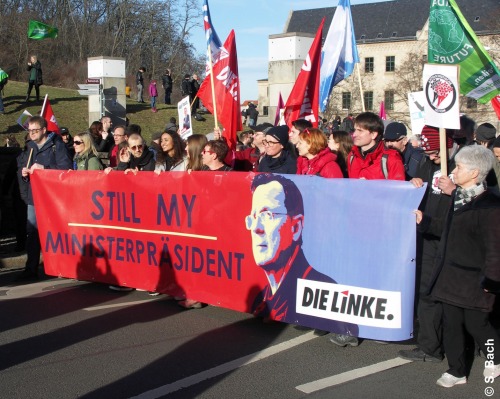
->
<box><xmin>26</xmin><ymin>204</ymin><xmax>41</xmax><ymax>275</ymax></box>
<box><xmin>151</xmin><ymin>96</ymin><xmax>156</xmax><ymax>109</ymax></box>
<box><xmin>0</xmin><ymin>89</ymin><xmax>4</xmax><ymax>112</ymax></box>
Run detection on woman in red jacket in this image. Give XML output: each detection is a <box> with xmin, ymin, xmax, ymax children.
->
<box><xmin>296</xmin><ymin>128</ymin><xmax>343</xmax><ymax>178</ymax></box>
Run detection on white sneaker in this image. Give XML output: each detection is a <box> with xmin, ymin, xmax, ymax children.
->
<box><xmin>484</xmin><ymin>363</ymin><xmax>500</xmax><ymax>379</ymax></box>
<box><xmin>436</xmin><ymin>372</ymin><xmax>466</xmax><ymax>388</ymax></box>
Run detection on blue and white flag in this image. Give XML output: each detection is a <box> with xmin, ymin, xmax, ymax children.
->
<box><xmin>319</xmin><ymin>0</ymin><xmax>359</xmax><ymax>112</ymax></box>
<box><xmin>203</xmin><ymin>0</ymin><xmax>223</xmax><ymax>73</ymax></box>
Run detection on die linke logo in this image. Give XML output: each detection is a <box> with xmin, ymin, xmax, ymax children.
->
<box><xmin>296</xmin><ymin>280</ymin><xmax>402</xmax><ymax>328</ymax></box>
<box><xmin>425</xmin><ymin>74</ymin><xmax>457</xmax><ymax>114</ymax></box>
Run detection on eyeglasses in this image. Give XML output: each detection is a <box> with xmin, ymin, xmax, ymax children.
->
<box><xmin>130</xmin><ymin>145</ymin><xmax>143</xmax><ymax>151</ymax></box>
<box><xmin>28</xmin><ymin>128</ymin><xmax>42</xmax><ymax>134</ymax></box>
<box><xmin>73</xmin><ymin>141</ymin><xmax>83</xmax><ymax>145</ymax></box>
<box><xmin>202</xmin><ymin>149</ymin><xmax>215</xmax><ymax>155</ymax></box>
<box><xmin>303</xmin><ymin>128</ymin><xmax>311</xmax><ymax>136</ymax></box>
<box><xmin>245</xmin><ymin>210</ymin><xmax>289</xmax><ymax>229</ymax></box>
<box><xmin>114</xmin><ymin>134</ymin><xmax>125</xmax><ymax>137</ymax></box>
<box><xmin>262</xmin><ymin>139</ymin><xmax>280</xmax><ymax>146</ymax></box>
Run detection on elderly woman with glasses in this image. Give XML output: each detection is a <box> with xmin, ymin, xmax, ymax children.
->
<box><xmin>257</xmin><ymin>125</ymin><xmax>296</xmax><ymax>174</ymax></box>
<box><xmin>296</xmin><ymin>128</ymin><xmax>343</xmax><ymax>178</ymax></box>
<box><xmin>73</xmin><ymin>132</ymin><xmax>103</xmax><ymax>171</ymax></box>
<box><xmin>414</xmin><ymin>145</ymin><xmax>500</xmax><ymax>388</ymax></box>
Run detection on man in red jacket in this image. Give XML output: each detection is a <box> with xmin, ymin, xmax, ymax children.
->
<box><xmin>347</xmin><ymin>112</ymin><xmax>405</xmax><ymax>180</ymax></box>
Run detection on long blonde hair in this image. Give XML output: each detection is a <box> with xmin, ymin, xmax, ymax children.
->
<box><xmin>74</xmin><ymin>132</ymin><xmax>99</xmax><ymax>159</ymax></box>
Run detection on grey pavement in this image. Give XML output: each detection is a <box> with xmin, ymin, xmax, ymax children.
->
<box><xmin>0</xmin><ymin>267</ymin><xmax>496</xmax><ymax>399</ymax></box>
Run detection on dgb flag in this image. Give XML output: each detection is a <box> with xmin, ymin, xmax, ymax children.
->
<box><xmin>28</xmin><ymin>20</ymin><xmax>58</xmax><ymax>40</ymax></box>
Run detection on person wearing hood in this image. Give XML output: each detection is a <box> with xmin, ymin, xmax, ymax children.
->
<box><xmin>296</xmin><ymin>128</ymin><xmax>343</xmax><ymax>178</ymax></box>
<box><xmin>258</xmin><ymin>125</ymin><xmax>296</xmax><ymax>174</ymax></box>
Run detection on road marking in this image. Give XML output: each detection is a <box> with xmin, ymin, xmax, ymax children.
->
<box><xmin>84</xmin><ymin>298</ymin><xmax>162</xmax><ymax>311</ymax></box>
<box><xmin>130</xmin><ymin>331</ymin><xmax>319</xmax><ymax>399</ymax></box>
<box><xmin>0</xmin><ymin>279</ymin><xmax>87</xmax><ymax>300</ymax></box>
<box><xmin>296</xmin><ymin>357</ymin><xmax>412</xmax><ymax>393</ymax></box>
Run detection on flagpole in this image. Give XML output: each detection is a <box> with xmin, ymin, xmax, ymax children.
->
<box><xmin>40</xmin><ymin>94</ymin><xmax>48</xmax><ymax>116</ymax></box>
<box><xmin>207</xmin><ymin>46</ymin><xmax>219</xmax><ymax>130</ymax></box>
<box><xmin>356</xmin><ymin>63</ymin><xmax>365</xmax><ymax>112</ymax></box>
<box><xmin>439</xmin><ymin>128</ymin><xmax>447</xmax><ymax>177</ymax></box>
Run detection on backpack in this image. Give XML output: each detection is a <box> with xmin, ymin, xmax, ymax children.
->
<box><xmin>84</xmin><ymin>153</ymin><xmax>104</xmax><ymax>170</ymax></box>
<box><xmin>350</xmin><ymin>153</ymin><xmax>389</xmax><ymax>179</ymax></box>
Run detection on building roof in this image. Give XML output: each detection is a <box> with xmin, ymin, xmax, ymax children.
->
<box><xmin>285</xmin><ymin>0</ymin><xmax>499</xmax><ymax>43</ymax></box>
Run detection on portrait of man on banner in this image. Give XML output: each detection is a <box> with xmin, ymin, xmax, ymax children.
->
<box><xmin>246</xmin><ymin>173</ymin><xmax>358</xmax><ymax>335</ymax></box>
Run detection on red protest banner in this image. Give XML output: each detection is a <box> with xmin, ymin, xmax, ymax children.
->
<box><xmin>30</xmin><ymin>170</ymin><xmax>425</xmax><ymax>341</ymax></box>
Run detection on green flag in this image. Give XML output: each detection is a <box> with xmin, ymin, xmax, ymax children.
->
<box><xmin>27</xmin><ymin>20</ymin><xmax>58</xmax><ymax>40</ymax></box>
<box><xmin>428</xmin><ymin>0</ymin><xmax>500</xmax><ymax>103</ymax></box>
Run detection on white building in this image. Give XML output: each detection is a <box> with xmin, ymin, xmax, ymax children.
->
<box><xmin>258</xmin><ymin>0</ymin><xmax>500</xmax><ymax>131</ymax></box>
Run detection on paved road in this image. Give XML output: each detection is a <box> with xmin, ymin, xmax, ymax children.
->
<box><xmin>0</xmin><ymin>268</ymin><xmax>495</xmax><ymax>399</ymax></box>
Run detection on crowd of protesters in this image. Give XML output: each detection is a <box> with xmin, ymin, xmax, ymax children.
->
<box><xmin>8</xmin><ymin>109</ymin><xmax>500</xmax><ymax>388</ymax></box>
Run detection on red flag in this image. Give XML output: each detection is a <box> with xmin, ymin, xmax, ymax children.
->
<box><xmin>379</xmin><ymin>101</ymin><xmax>386</xmax><ymax>120</ymax></box>
<box><xmin>284</xmin><ymin>18</ymin><xmax>325</xmax><ymax>128</ymax></box>
<box><xmin>41</xmin><ymin>95</ymin><xmax>60</xmax><ymax>134</ymax></box>
<box><xmin>492</xmin><ymin>95</ymin><xmax>500</xmax><ymax>120</ymax></box>
<box><xmin>274</xmin><ymin>92</ymin><xmax>284</xmax><ymax>126</ymax></box>
<box><xmin>198</xmin><ymin>30</ymin><xmax>242</xmax><ymax>150</ymax></box>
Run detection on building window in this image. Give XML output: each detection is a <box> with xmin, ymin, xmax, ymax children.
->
<box><xmin>365</xmin><ymin>57</ymin><xmax>374</xmax><ymax>73</ymax></box>
<box><xmin>263</xmin><ymin>106</ymin><xmax>269</xmax><ymax>116</ymax></box>
<box><xmin>342</xmin><ymin>92</ymin><xmax>351</xmax><ymax>110</ymax></box>
<box><xmin>364</xmin><ymin>91</ymin><xmax>374</xmax><ymax>110</ymax></box>
<box><xmin>466</xmin><ymin>98</ymin><xmax>477</xmax><ymax>109</ymax></box>
<box><xmin>385</xmin><ymin>91</ymin><xmax>394</xmax><ymax>110</ymax></box>
<box><xmin>386</xmin><ymin>56</ymin><xmax>395</xmax><ymax>72</ymax></box>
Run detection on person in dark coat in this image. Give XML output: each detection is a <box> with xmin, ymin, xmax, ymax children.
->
<box><xmin>26</xmin><ymin>55</ymin><xmax>43</xmax><ymax>102</ymax></box>
<box><xmin>19</xmin><ymin>116</ymin><xmax>72</xmax><ymax>281</ymax></box>
<box><xmin>399</xmin><ymin>125</ymin><xmax>456</xmax><ymax>364</ymax></box>
<box><xmin>161</xmin><ymin>69</ymin><xmax>173</xmax><ymax>105</ymax></box>
<box><xmin>116</xmin><ymin>133</ymin><xmax>155</xmax><ymax>172</ymax></box>
<box><xmin>258</xmin><ymin>125</ymin><xmax>296</xmax><ymax>174</ymax></box>
<box><xmin>416</xmin><ymin>145</ymin><xmax>500</xmax><ymax>388</ymax></box>
<box><xmin>384</xmin><ymin>122</ymin><xmax>424</xmax><ymax>180</ymax></box>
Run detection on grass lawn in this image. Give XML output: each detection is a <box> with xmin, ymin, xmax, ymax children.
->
<box><xmin>0</xmin><ymin>81</ymin><xmax>216</xmax><ymax>144</ymax></box>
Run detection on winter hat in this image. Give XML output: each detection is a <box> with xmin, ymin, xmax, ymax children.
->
<box><xmin>252</xmin><ymin>123</ymin><xmax>273</xmax><ymax>133</ymax></box>
<box><xmin>151</xmin><ymin>131</ymin><xmax>162</xmax><ymax>141</ymax></box>
<box><xmin>60</xmin><ymin>127</ymin><xmax>70</xmax><ymax>135</ymax></box>
<box><xmin>475</xmin><ymin>123</ymin><xmax>497</xmax><ymax>142</ymax></box>
<box><xmin>265</xmin><ymin>125</ymin><xmax>289</xmax><ymax>147</ymax></box>
<box><xmin>493</xmin><ymin>136</ymin><xmax>500</xmax><ymax>149</ymax></box>
<box><xmin>420</xmin><ymin>125</ymin><xmax>453</xmax><ymax>151</ymax></box>
<box><xmin>384</xmin><ymin>122</ymin><xmax>407</xmax><ymax>141</ymax></box>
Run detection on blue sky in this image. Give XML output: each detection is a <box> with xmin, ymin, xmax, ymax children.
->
<box><xmin>191</xmin><ymin>0</ymin><xmax>390</xmax><ymax>101</ymax></box>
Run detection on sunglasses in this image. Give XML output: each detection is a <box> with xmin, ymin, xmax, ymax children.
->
<box><xmin>130</xmin><ymin>145</ymin><xmax>144</xmax><ymax>151</ymax></box>
<box><xmin>73</xmin><ymin>141</ymin><xmax>83</xmax><ymax>145</ymax></box>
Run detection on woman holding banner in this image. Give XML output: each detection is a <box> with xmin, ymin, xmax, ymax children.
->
<box><xmin>296</xmin><ymin>128</ymin><xmax>343</xmax><ymax>178</ymax></box>
<box><xmin>72</xmin><ymin>133</ymin><xmax>103</xmax><ymax>171</ymax></box>
<box><xmin>154</xmin><ymin>131</ymin><xmax>186</xmax><ymax>173</ymax></box>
